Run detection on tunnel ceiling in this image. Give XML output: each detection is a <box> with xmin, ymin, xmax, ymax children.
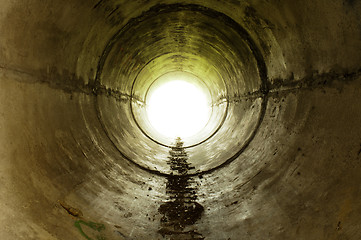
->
<box><xmin>0</xmin><ymin>0</ymin><xmax>361</xmax><ymax>240</ymax></box>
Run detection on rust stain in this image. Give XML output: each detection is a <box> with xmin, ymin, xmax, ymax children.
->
<box><xmin>330</xmin><ymin>187</ymin><xmax>354</xmax><ymax>240</ymax></box>
<box><xmin>58</xmin><ymin>200</ymin><xmax>83</xmax><ymax>218</ymax></box>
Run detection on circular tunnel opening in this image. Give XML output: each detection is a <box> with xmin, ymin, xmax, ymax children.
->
<box><xmin>3</xmin><ymin>0</ymin><xmax>360</xmax><ymax>239</ymax></box>
<box><xmin>144</xmin><ymin>71</ymin><xmax>212</xmax><ymax>140</ymax></box>
<box><xmin>94</xmin><ymin>4</ymin><xmax>268</xmax><ymax>175</ymax></box>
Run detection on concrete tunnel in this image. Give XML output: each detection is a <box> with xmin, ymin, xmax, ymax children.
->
<box><xmin>1</xmin><ymin>0</ymin><xmax>361</xmax><ymax>239</ymax></box>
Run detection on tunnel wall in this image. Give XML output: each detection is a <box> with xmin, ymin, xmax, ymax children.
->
<box><xmin>1</xmin><ymin>0</ymin><xmax>361</xmax><ymax>239</ymax></box>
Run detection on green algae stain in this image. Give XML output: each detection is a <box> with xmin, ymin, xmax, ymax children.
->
<box><xmin>74</xmin><ymin>220</ymin><xmax>106</xmax><ymax>240</ymax></box>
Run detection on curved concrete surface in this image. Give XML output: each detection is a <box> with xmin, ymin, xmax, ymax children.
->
<box><xmin>1</xmin><ymin>1</ymin><xmax>361</xmax><ymax>239</ymax></box>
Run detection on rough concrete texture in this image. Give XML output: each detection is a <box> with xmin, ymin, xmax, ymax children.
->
<box><xmin>0</xmin><ymin>0</ymin><xmax>361</xmax><ymax>239</ymax></box>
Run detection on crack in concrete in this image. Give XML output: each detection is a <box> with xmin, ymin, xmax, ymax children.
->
<box><xmin>225</xmin><ymin>68</ymin><xmax>361</xmax><ymax>103</ymax></box>
<box><xmin>0</xmin><ymin>64</ymin><xmax>144</xmax><ymax>104</ymax></box>
<box><xmin>2</xmin><ymin>63</ymin><xmax>359</xmax><ymax>106</ymax></box>
<box><xmin>267</xmin><ymin>68</ymin><xmax>361</xmax><ymax>94</ymax></box>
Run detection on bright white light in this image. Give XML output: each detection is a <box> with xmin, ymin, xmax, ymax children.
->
<box><xmin>146</xmin><ymin>80</ymin><xmax>211</xmax><ymax>138</ymax></box>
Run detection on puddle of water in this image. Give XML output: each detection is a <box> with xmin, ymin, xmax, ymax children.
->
<box><xmin>158</xmin><ymin>137</ymin><xmax>205</xmax><ymax>239</ymax></box>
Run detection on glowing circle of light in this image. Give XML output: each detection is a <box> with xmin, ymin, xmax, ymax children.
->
<box><xmin>146</xmin><ymin>77</ymin><xmax>211</xmax><ymax>139</ymax></box>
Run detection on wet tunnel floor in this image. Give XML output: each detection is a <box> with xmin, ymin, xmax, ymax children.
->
<box><xmin>58</xmin><ymin>137</ymin><xmax>206</xmax><ymax>240</ymax></box>
<box><xmin>158</xmin><ymin>137</ymin><xmax>205</xmax><ymax>239</ymax></box>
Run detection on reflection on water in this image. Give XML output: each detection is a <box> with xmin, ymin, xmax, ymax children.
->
<box><xmin>158</xmin><ymin>137</ymin><xmax>204</xmax><ymax>239</ymax></box>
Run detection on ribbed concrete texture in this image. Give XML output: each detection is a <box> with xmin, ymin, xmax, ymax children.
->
<box><xmin>1</xmin><ymin>1</ymin><xmax>361</xmax><ymax>239</ymax></box>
